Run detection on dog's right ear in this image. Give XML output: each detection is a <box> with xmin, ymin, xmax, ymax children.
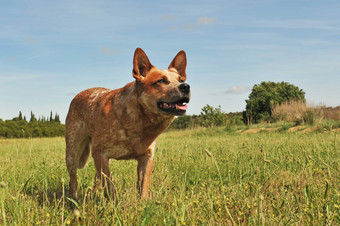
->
<box><xmin>133</xmin><ymin>48</ymin><xmax>153</xmax><ymax>82</ymax></box>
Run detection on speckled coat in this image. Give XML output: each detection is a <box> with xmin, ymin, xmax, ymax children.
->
<box><xmin>65</xmin><ymin>48</ymin><xmax>190</xmax><ymax>199</ymax></box>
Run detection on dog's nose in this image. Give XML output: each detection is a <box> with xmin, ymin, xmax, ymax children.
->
<box><xmin>179</xmin><ymin>83</ymin><xmax>190</xmax><ymax>95</ymax></box>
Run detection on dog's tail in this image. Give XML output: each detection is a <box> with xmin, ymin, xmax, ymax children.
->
<box><xmin>78</xmin><ymin>137</ymin><xmax>91</xmax><ymax>169</ymax></box>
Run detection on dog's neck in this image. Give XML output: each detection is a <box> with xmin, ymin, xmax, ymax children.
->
<box><xmin>118</xmin><ymin>81</ymin><xmax>175</xmax><ymax>133</ymax></box>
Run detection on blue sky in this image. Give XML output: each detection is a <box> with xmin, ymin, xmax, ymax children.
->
<box><xmin>1</xmin><ymin>0</ymin><xmax>340</xmax><ymax>122</ymax></box>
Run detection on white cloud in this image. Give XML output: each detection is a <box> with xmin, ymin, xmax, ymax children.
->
<box><xmin>22</xmin><ymin>38</ymin><xmax>37</xmax><ymax>44</ymax></box>
<box><xmin>0</xmin><ymin>73</ymin><xmax>45</xmax><ymax>82</ymax></box>
<box><xmin>228</xmin><ymin>19</ymin><xmax>340</xmax><ymax>31</ymax></box>
<box><xmin>197</xmin><ymin>17</ymin><xmax>216</xmax><ymax>26</ymax></box>
<box><xmin>183</xmin><ymin>23</ymin><xmax>195</xmax><ymax>30</ymax></box>
<box><xmin>162</xmin><ymin>15</ymin><xmax>175</xmax><ymax>21</ymax></box>
<box><xmin>101</xmin><ymin>47</ymin><xmax>124</xmax><ymax>56</ymax></box>
<box><xmin>166</xmin><ymin>24</ymin><xmax>195</xmax><ymax>32</ymax></box>
<box><xmin>224</xmin><ymin>86</ymin><xmax>251</xmax><ymax>94</ymax></box>
<box><xmin>165</xmin><ymin>16</ymin><xmax>216</xmax><ymax>32</ymax></box>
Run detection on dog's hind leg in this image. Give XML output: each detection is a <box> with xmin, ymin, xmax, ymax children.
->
<box><xmin>77</xmin><ymin>137</ymin><xmax>91</xmax><ymax>169</ymax></box>
<box><xmin>65</xmin><ymin>120</ymin><xmax>91</xmax><ymax>200</ymax></box>
<box><xmin>66</xmin><ymin>141</ymin><xmax>79</xmax><ymax>200</ymax></box>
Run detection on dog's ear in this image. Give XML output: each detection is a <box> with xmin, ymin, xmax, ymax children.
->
<box><xmin>169</xmin><ymin>50</ymin><xmax>187</xmax><ymax>81</ymax></box>
<box><xmin>133</xmin><ymin>48</ymin><xmax>153</xmax><ymax>82</ymax></box>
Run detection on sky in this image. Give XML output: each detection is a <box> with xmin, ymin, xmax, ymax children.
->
<box><xmin>1</xmin><ymin>0</ymin><xmax>340</xmax><ymax>123</ymax></box>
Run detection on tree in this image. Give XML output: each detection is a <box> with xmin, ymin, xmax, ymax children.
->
<box><xmin>54</xmin><ymin>113</ymin><xmax>60</xmax><ymax>123</ymax></box>
<box><xmin>170</xmin><ymin>115</ymin><xmax>193</xmax><ymax>129</ymax></box>
<box><xmin>200</xmin><ymin>104</ymin><xmax>226</xmax><ymax>127</ymax></box>
<box><xmin>19</xmin><ymin>111</ymin><xmax>23</xmax><ymax>121</ymax></box>
<box><xmin>243</xmin><ymin>81</ymin><xmax>305</xmax><ymax>124</ymax></box>
<box><xmin>30</xmin><ymin>111</ymin><xmax>37</xmax><ymax>122</ymax></box>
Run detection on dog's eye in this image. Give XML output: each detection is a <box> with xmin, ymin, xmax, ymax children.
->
<box><xmin>157</xmin><ymin>78</ymin><xmax>167</xmax><ymax>84</ymax></box>
<box><xmin>179</xmin><ymin>79</ymin><xmax>185</xmax><ymax>83</ymax></box>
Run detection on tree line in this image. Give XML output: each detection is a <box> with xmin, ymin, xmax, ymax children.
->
<box><xmin>0</xmin><ymin>111</ymin><xmax>65</xmax><ymax>138</ymax></box>
<box><xmin>170</xmin><ymin>105</ymin><xmax>244</xmax><ymax>129</ymax></box>
<box><xmin>171</xmin><ymin>81</ymin><xmax>307</xmax><ymax>129</ymax></box>
<box><xmin>0</xmin><ymin>81</ymin><xmax>315</xmax><ymax>137</ymax></box>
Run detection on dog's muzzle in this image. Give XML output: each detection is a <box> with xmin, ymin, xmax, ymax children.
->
<box><xmin>157</xmin><ymin>83</ymin><xmax>191</xmax><ymax>116</ymax></box>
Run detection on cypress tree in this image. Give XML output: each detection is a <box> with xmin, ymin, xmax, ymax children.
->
<box><xmin>54</xmin><ymin>113</ymin><xmax>60</xmax><ymax>123</ymax></box>
<box><xmin>30</xmin><ymin>111</ymin><xmax>37</xmax><ymax>122</ymax></box>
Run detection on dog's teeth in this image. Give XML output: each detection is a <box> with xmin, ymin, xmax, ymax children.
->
<box><xmin>162</xmin><ymin>102</ymin><xmax>180</xmax><ymax>109</ymax></box>
<box><xmin>163</xmin><ymin>103</ymin><xmax>169</xmax><ymax>108</ymax></box>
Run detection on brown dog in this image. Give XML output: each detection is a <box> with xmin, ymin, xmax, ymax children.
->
<box><xmin>65</xmin><ymin>48</ymin><xmax>190</xmax><ymax>199</ymax></box>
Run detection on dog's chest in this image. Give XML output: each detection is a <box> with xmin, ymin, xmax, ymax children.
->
<box><xmin>103</xmin><ymin>144</ymin><xmax>133</xmax><ymax>159</ymax></box>
<box><xmin>93</xmin><ymin>126</ymin><xmax>150</xmax><ymax>159</ymax></box>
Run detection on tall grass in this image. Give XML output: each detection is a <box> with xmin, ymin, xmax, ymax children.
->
<box><xmin>315</xmin><ymin>106</ymin><xmax>340</xmax><ymax>121</ymax></box>
<box><xmin>272</xmin><ymin>100</ymin><xmax>340</xmax><ymax>127</ymax></box>
<box><xmin>0</xmin><ymin>129</ymin><xmax>339</xmax><ymax>224</ymax></box>
<box><xmin>272</xmin><ymin>100</ymin><xmax>308</xmax><ymax>123</ymax></box>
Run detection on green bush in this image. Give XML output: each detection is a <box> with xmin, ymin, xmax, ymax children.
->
<box><xmin>0</xmin><ymin>112</ymin><xmax>65</xmax><ymax>138</ymax></box>
<box><xmin>199</xmin><ymin>105</ymin><xmax>226</xmax><ymax>127</ymax></box>
<box><xmin>302</xmin><ymin>110</ymin><xmax>316</xmax><ymax>125</ymax></box>
<box><xmin>243</xmin><ymin>81</ymin><xmax>305</xmax><ymax>124</ymax></box>
<box><xmin>319</xmin><ymin>119</ymin><xmax>340</xmax><ymax>131</ymax></box>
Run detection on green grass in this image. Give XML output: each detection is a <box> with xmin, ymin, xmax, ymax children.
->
<box><xmin>1</xmin><ymin>128</ymin><xmax>339</xmax><ymax>225</ymax></box>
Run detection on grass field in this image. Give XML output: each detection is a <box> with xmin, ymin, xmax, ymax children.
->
<box><xmin>0</xmin><ymin>127</ymin><xmax>339</xmax><ymax>225</ymax></box>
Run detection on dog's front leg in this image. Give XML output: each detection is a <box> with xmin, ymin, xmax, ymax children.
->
<box><xmin>137</xmin><ymin>147</ymin><xmax>154</xmax><ymax>199</ymax></box>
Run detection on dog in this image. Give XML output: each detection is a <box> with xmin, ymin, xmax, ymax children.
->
<box><xmin>65</xmin><ymin>48</ymin><xmax>190</xmax><ymax>199</ymax></box>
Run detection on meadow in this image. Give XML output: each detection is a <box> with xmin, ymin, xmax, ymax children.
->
<box><xmin>0</xmin><ymin>127</ymin><xmax>339</xmax><ymax>225</ymax></box>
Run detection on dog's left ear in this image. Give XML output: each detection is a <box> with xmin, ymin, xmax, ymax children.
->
<box><xmin>169</xmin><ymin>50</ymin><xmax>187</xmax><ymax>81</ymax></box>
<box><xmin>133</xmin><ymin>48</ymin><xmax>154</xmax><ymax>82</ymax></box>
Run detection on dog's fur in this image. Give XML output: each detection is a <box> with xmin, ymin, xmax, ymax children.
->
<box><xmin>65</xmin><ymin>48</ymin><xmax>190</xmax><ymax>199</ymax></box>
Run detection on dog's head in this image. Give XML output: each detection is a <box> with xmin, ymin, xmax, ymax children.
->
<box><xmin>132</xmin><ymin>48</ymin><xmax>190</xmax><ymax>116</ymax></box>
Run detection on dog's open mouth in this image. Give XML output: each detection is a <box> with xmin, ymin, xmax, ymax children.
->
<box><xmin>157</xmin><ymin>98</ymin><xmax>189</xmax><ymax>116</ymax></box>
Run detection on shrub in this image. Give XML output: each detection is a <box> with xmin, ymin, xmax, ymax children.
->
<box><xmin>199</xmin><ymin>105</ymin><xmax>226</xmax><ymax>127</ymax></box>
<box><xmin>302</xmin><ymin>110</ymin><xmax>316</xmax><ymax>125</ymax></box>
<box><xmin>314</xmin><ymin>106</ymin><xmax>340</xmax><ymax>121</ymax></box>
<box><xmin>319</xmin><ymin>119</ymin><xmax>340</xmax><ymax>131</ymax></box>
<box><xmin>243</xmin><ymin>81</ymin><xmax>305</xmax><ymax>124</ymax></box>
<box><xmin>272</xmin><ymin>100</ymin><xmax>318</xmax><ymax>125</ymax></box>
<box><xmin>272</xmin><ymin>100</ymin><xmax>308</xmax><ymax>122</ymax></box>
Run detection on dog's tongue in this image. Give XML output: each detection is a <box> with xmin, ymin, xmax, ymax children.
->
<box><xmin>176</xmin><ymin>104</ymin><xmax>188</xmax><ymax>110</ymax></box>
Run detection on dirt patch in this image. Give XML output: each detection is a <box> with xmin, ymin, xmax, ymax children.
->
<box><xmin>263</xmin><ymin>127</ymin><xmax>280</xmax><ymax>132</ymax></box>
<box><xmin>242</xmin><ymin>128</ymin><xmax>262</xmax><ymax>134</ymax></box>
<box><xmin>301</xmin><ymin>126</ymin><xmax>319</xmax><ymax>133</ymax></box>
<box><xmin>288</xmin><ymin>126</ymin><xmax>304</xmax><ymax>132</ymax></box>
<box><xmin>242</xmin><ymin>127</ymin><xmax>281</xmax><ymax>134</ymax></box>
